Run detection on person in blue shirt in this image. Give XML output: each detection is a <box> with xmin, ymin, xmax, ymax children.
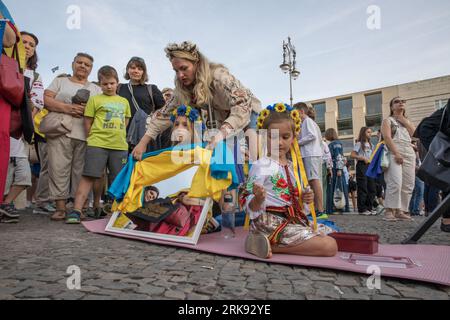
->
<box><xmin>324</xmin><ymin>128</ymin><xmax>350</xmax><ymax>214</ymax></box>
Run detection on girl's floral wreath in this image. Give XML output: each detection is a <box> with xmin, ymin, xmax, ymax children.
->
<box><xmin>170</xmin><ymin>105</ymin><xmax>206</xmax><ymax>130</ymax></box>
<box><xmin>256</xmin><ymin>103</ymin><xmax>301</xmax><ymax>134</ymax></box>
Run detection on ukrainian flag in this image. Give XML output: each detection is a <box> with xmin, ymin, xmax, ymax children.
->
<box><xmin>0</xmin><ymin>1</ymin><xmax>26</xmax><ymax>69</ymax></box>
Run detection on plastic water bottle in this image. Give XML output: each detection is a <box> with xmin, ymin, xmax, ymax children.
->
<box><xmin>221</xmin><ymin>192</ymin><xmax>236</xmax><ymax>239</ymax></box>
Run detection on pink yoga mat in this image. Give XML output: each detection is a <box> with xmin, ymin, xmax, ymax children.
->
<box><xmin>83</xmin><ymin>219</ymin><xmax>450</xmax><ymax>286</ymax></box>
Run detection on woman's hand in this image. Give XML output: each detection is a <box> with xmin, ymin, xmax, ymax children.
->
<box><xmin>132</xmin><ymin>141</ymin><xmax>147</xmax><ymax>161</ymax></box>
<box><xmin>69</xmin><ymin>104</ymin><xmax>85</xmax><ymax>118</ymax></box>
<box><xmin>302</xmin><ymin>189</ymin><xmax>314</xmax><ymax>205</ymax></box>
<box><xmin>206</xmin><ymin>130</ymin><xmax>225</xmax><ymax>151</ymax></box>
<box><xmin>253</xmin><ymin>184</ymin><xmax>266</xmax><ymax>203</ymax></box>
<box><xmin>394</xmin><ymin>114</ymin><xmax>408</xmax><ymax>126</ymax></box>
<box><xmin>394</xmin><ymin>152</ymin><xmax>404</xmax><ymax>165</ymax></box>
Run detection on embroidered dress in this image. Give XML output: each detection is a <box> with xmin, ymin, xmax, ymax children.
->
<box><xmin>241</xmin><ymin>157</ymin><xmax>333</xmax><ymax>247</ymax></box>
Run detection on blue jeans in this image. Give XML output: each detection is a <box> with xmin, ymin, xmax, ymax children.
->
<box><xmin>424</xmin><ymin>183</ymin><xmax>440</xmax><ymax>214</ymax></box>
<box><xmin>408</xmin><ymin>177</ymin><xmax>424</xmax><ymax>215</ymax></box>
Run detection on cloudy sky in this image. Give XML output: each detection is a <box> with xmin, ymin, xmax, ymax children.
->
<box><xmin>5</xmin><ymin>0</ymin><xmax>450</xmax><ymax>105</ymax></box>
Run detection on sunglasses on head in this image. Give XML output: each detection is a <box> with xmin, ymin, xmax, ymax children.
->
<box><xmin>130</xmin><ymin>56</ymin><xmax>145</xmax><ymax>62</ymax></box>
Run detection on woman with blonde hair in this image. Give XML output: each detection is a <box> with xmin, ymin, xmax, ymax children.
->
<box><xmin>132</xmin><ymin>41</ymin><xmax>261</xmax><ymax>159</ymax></box>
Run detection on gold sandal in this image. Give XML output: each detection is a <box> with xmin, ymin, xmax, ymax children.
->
<box><xmin>50</xmin><ymin>210</ymin><xmax>66</xmax><ymax>221</ymax></box>
<box><xmin>245</xmin><ymin>232</ymin><xmax>272</xmax><ymax>259</ymax></box>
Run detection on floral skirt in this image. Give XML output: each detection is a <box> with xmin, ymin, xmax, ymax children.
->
<box><xmin>252</xmin><ymin>212</ymin><xmax>333</xmax><ymax>247</ymax></box>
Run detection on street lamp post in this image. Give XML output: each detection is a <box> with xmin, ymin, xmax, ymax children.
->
<box><xmin>280</xmin><ymin>37</ymin><xmax>300</xmax><ymax>106</ymax></box>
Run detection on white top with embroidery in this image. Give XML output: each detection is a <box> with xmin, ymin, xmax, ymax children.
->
<box><xmin>244</xmin><ymin>157</ymin><xmax>308</xmax><ymax>220</ymax></box>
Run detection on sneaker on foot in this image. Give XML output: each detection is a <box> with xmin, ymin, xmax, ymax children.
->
<box><xmin>33</xmin><ymin>203</ymin><xmax>56</xmax><ymax>215</ymax></box>
<box><xmin>0</xmin><ymin>217</ymin><xmax>19</xmax><ymax>224</ymax></box>
<box><xmin>0</xmin><ymin>204</ymin><xmax>20</xmax><ymax>219</ymax></box>
<box><xmin>359</xmin><ymin>210</ymin><xmax>372</xmax><ymax>216</ymax></box>
<box><xmin>370</xmin><ymin>210</ymin><xmax>378</xmax><ymax>216</ymax></box>
<box><xmin>66</xmin><ymin>209</ymin><xmax>81</xmax><ymax>224</ymax></box>
<box><xmin>376</xmin><ymin>205</ymin><xmax>385</xmax><ymax>215</ymax></box>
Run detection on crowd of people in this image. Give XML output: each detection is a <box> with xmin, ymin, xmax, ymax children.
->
<box><xmin>1</xmin><ymin>3</ymin><xmax>449</xmax><ymax>262</ymax></box>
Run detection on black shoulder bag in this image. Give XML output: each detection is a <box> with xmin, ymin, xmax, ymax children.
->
<box><xmin>417</xmin><ymin>105</ymin><xmax>450</xmax><ymax>192</ymax></box>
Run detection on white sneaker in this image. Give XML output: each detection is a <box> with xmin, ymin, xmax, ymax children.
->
<box><xmin>370</xmin><ymin>210</ymin><xmax>378</xmax><ymax>215</ymax></box>
<box><xmin>360</xmin><ymin>210</ymin><xmax>372</xmax><ymax>216</ymax></box>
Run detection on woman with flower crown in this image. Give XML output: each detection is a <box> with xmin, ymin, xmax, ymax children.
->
<box><xmin>132</xmin><ymin>41</ymin><xmax>261</xmax><ymax>160</ymax></box>
<box><xmin>241</xmin><ymin>103</ymin><xmax>337</xmax><ymax>259</ymax></box>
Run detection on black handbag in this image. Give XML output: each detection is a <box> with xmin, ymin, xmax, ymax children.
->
<box><xmin>417</xmin><ymin>105</ymin><xmax>450</xmax><ymax>192</ymax></box>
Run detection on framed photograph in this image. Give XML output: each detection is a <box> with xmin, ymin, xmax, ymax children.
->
<box><xmin>105</xmin><ymin>166</ymin><xmax>213</xmax><ymax>245</ymax></box>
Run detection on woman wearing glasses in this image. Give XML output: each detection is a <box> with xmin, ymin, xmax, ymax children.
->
<box><xmin>381</xmin><ymin>97</ymin><xmax>416</xmax><ymax>222</ymax></box>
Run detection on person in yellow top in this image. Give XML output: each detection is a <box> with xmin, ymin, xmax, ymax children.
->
<box><xmin>67</xmin><ymin>66</ymin><xmax>131</xmax><ymax>224</ymax></box>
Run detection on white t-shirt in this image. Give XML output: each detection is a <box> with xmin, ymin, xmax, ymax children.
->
<box><xmin>298</xmin><ymin>117</ymin><xmax>323</xmax><ymax>157</ymax></box>
<box><xmin>10</xmin><ymin>138</ymin><xmax>27</xmax><ymax>158</ymax></box>
<box><xmin>322</xmin><ymin>141</ymin><xmax>332</xmax><ymax>168</ymax></box>
<box><xmin>353</xmin><ymin>142</ymin><xmax>373</xmax><ymax>159</ymax></box>
<box><xmin>24</xmin><ymin>69</ymin><xmax>44</xmax><ymax>110</ymax></box>
<box><xmin>46</xmin><ymin>77</ymin><xmax>102</xmax><ymax>141</ymax></box>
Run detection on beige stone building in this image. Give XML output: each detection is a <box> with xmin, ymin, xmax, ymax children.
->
<box><xmin>307</xmin><ymin>75</ymin><xmax>450</xmax><ymax>157</ymax></box>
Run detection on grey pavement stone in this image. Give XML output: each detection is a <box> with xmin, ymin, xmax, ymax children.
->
<box><xmin>0</xmin><ymin>286</ymin><xmax>29</xmax><ymax>295</ymax></box>
<box><xmin>55</xmin><ymin>290</ymin><xmax>86</xmax><ymax>300</ymax></box>
<box><xmin>135</xmin><ymin>285</ymin><xmax>165</xmax><ymax>296</ymax></box>
<box><xmin>164</xmin><ymin>290</ymin><xmax>186</xmax><ymax>300</ymax></box>
<box><xmin>187</xmin><ymin>293</ymin><xmax>210</xmax><ymax>300</ymax></box>
<box><xmin>334</xmin><ymin>275</ymin><xmax>361</xmax><ymax>287</ymax></box>
<box><xmin>16</xmin><ymin>284</ymin><xmax>63</xmax><ymax>299</ymax></box>
<box><xmin>115</xmin><ymin>293</ymin><xmax>151</xmax><ymax>300</ymax></box>
<box><xmin>194</xmin><ymin>286</ymin><xmax>218</xmax><ymax>295</ymax></box>
<box><xmin>267</xmin><ymin>292</ymin><xmax>297</xmax><ymax>300</ymax></box>
<box><xmin>266</xmin><ymin>284</ymin><xmax>293</xmax><ymax>294</ymax></box>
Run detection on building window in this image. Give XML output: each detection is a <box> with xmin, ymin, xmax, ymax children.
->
<box><xmin>435</xmin><ymin>99</ymin><xmax>448</xmax><ymax>110</ymax></box>
<box><xmin>365</xmin><ymin>93</ymin><xmax>383</xmax><ymax>132</ymax></box>
<box><xmin>370</xmin><ymin>135</ymin><xmax>380</xmax><ymax>147</ymax></box>
<box><xmin>337</xmin><ymin>98</ymin><xmax>353</xmax><ymax>136</ymax></box>
<box><xmin>313</xmin><ymin>102</ymin><xmax>326</xmax><ymax>133</ymax></box>
<box><xmin>366</xmin><ymin>93</ymin><xmax>382</xmax><ymax>115</ymax></box>
<box><xmin>341</xmin><ymin>138</ymin><xmax>355</xmax><ymax>155</ymax></box>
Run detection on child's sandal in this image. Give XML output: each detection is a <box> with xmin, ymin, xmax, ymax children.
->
<box><xmin>50</xmin><ymin>210</ymin><xmax>66</xmax><ymax>221</ymax></box>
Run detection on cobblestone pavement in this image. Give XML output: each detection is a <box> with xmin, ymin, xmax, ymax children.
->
<box><xmin>0</xmin><ymin>210</ymin><xmax>449</xmax><ymax>300</ymax></box>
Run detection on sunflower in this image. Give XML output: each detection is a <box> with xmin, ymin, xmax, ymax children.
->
<box><xmin>275</xmin><ymin>103</ymin><xmax>286</xmax><ymax>113</ymax></box>
<box><xmin>260</xmin><ymin>109</ymin><xmax>270</xmax><ymax>118</ymax></box>
<box><xmin>257</xmin><ymin>117</ymin><xmax>265</xmax><ymax>128</ymax></box>
<box><xmin>291</xmin><ymin>110</ymin><xmax>300</xmax><ymax>120</ymax></box>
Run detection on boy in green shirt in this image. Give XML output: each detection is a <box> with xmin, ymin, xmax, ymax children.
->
<box><xmin>67</xmin><ymin>66</ymin><xmax>131</xmax><ymax>224</ymax></box>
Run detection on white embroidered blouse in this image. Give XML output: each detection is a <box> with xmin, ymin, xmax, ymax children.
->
<box><xmin>243</xmin><ymin>157</ymin><xmax>309</xmax><ymax>220</ymax></box>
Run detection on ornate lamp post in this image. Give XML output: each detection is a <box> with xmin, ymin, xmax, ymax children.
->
<box><xmin>280</xmin><ymin>37</ymin><xmax>300</xmax><ymax>106</ymax></box>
